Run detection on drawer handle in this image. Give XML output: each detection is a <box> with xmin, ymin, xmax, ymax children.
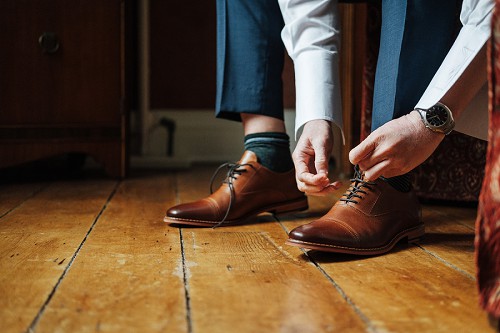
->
<box><xmin>38</xmin><ymin>32</ymin><xmax>60</xmax><ymax>54</ymax></box>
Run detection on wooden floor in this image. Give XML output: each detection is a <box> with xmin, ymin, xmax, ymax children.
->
<box><xmin>0</xmin><ymin>165</ymin><xmax>495</xmax><ymax>333</ymax></box>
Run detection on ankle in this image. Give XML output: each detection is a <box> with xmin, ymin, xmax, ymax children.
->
<box><xmin>244</xmin><ymin>132</ymin><xmax>294</xmax><ymax>173</ymax></box>
<box><xmin>242</xmin><ymin>114</ymin><xmax>286</xmax><ymax>134</ymax></box>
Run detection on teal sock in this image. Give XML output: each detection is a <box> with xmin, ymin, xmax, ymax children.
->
<box><xmin>244</xmin><ymin>132</ymin><xmax>294</xmax><ymax>173</ymax></box>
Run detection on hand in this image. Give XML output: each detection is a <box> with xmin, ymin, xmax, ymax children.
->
<box><xmin>292</xmin><ymin>120</ymin><xmax>342</xmax><ymax>196</ymax></box>
<box><xmin>349</xmin><ymin>111</ymin><xmax>445</xmax><ymax>181</ymax></box>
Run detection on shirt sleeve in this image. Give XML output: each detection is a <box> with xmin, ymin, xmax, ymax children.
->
<box><xmin>415</xmin><ymin>0</ymin><xmax>494</xmax><ymax>110</ymax></box>
<box><xmin>278</xmin><ymin>0</ymin><xmax>343</xmax><ymax>140</ymax></box>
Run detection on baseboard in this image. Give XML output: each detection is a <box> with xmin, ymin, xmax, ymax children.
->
<box><xmin>134</xmin><ymin>108</ymin><xmax>344</xmax><ymax>173</ymax></box>
<box><xmin>138</xmin><ymin>109</ymin><xmax>297</xmax><ymax>164</ymax></box>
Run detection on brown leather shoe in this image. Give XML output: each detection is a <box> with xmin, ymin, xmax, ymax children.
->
<box><xmin>164</xmin><ymin>151</ymin><xmax>308</xmax><ymax>227</ymax></box>
<box><xmin>286</xmin><ymin>168</ymin><xmax>423</xmax><ymax>255</ymax></box>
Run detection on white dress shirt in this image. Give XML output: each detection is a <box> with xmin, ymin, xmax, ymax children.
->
<box><xmin>278</xmin><ymin>0</ymin><xmax>342</xmax><ymax>139</ymax></box>
<box><xmin>279</xmin><ymin>0</ymin><xmax>493</xmax><ymax>140</ymax></box>
<box><xmin>415</xmin><ymin>0</ymin><xmax>493</xmax><ymax>140</ymax></box>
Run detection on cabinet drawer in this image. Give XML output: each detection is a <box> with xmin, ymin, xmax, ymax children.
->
<box><xmin>0</xmin><ymin>0</ymin><xmax>123</xmax><ymax>125</ymax></box>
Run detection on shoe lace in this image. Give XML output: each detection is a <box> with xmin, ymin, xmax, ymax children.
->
<box><xmin>209</xmin><ymin>162</ymin><xmax>255</xmax><ymax>228</ymax></box>
<box><xmin>339</xmin><ymin>166</ymin><xmax>376</xmax><ymax>204</ymax></box>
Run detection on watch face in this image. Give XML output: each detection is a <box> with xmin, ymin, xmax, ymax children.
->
<box><xmin>426</xmin><ymin>104</ymin><xmax>449</xmax><ymax>127</ymax></box>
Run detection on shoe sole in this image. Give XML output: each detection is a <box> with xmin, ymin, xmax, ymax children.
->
<box><xmin>285</xmin><ymin>224</ymin><xmax>425</xmax><ymax>255</ymax></box>
<box><xmin>163</xmin><ymin>197</ymin><xmax>308</xmax><ymax>227</ymax></box>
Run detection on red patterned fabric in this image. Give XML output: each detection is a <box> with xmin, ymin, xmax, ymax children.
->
<box><xmin>360</xmin><ymin>2</ymin><xmax>380</xmax><ymax>141</ymax></box>
<box><xmin>413</xmin><ymin>133</ymin><xmax>486</xmax><ymax>202</ymax></box>
<box><xmin>475</xmin><ymin>1</ymin><xmax>500</xmax><ymax>318</ymax></box>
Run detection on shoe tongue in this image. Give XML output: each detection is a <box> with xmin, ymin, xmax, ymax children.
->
<box><xmin>239</xmin><ymin>150</ymin><xmax>258</xmax><ymax>164</ymax></box>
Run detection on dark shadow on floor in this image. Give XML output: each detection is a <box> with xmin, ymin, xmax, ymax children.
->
<box><xmin>299</xmin><ymin>242</ymin><xmax>414</xmax><ymax>263</ymax></box>
<box><xmin>0</xmin><ymin>153</ymin><xmax>108</xmax><ymax>184</ymax></box>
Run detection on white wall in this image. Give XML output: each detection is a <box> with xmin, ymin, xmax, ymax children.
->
<box><xmin>133</xmin><ymin>109</ymin><xmax>297</xmax><ymax>168</ymax></box>
<box><xmin>132</xmin><ymin>108</ymin><xmax>344</xmax><ymax>172</ymax></box>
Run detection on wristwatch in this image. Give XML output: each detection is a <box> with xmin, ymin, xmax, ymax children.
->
<box><xmin>415</xmin><ymin>102</ymin><xmax>455</xmax><ymax>135</ymax></box>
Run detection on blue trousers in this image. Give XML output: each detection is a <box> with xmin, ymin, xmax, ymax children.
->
<box><xmin>215</xmin><ymin>0</ymin><xmax>284</xmax><ymax>122</ymax></box>
<box><xmin>215</xmin><ymin>0</ymin><xmax>458</xmax><ymax>131</ymax></box>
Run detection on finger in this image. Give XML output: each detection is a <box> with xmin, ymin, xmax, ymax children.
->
<box><xmin>349</xmin><ymin>136</ymin><xmax>376</xmax><ymax>166</ymax></box>
<box><xmin>306</xmin><ymin>187</ymin><xmax>337</xmax><ymax>196</ymax></box>
<box><xmin>303</xmin><ymin>182</ymin><xmax>342</xmax><ymax>196</ymax></box>
<box><xmin>297</xmin><ymin>171</ymin><xmax>330</xmax><ymax>187</ymax></box>
<box><xmin>299</xmin><ymin>182</ymin><xmax>331</xmax><ymax>194</ymax></box>
<box><xmin>293</xmin><ymin>154</ymin><xmax>310</xmax><ymax>176</ymax></box>
<box><xmin>295</xmin><ymin>179</ymin><xmax>307</xmax><ymax>193</ymax></box>
<box><xmin>329</xmin><ymin>180</ymin><xmax>343</xmax><ymax>189</ymax></box>
<box><xmin>363</xmin><ymin>159</ymin><xmax>390</xmax><ymax>181</ymax></box>
<box><xmin>295</xmin><ymin>172</ymin><xmax>329</xmax><ymax>192</ymax></box>
<box><xmin>313</xmin><ymin>146</ymin><xmax>330</xmax><ymax>176</ymax></box>
<box><xmin>357</xmin><ymin>148</ymin><xmax>386</xmax><ymax>172</ymax></box>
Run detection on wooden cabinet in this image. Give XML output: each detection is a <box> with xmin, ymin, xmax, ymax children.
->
<box><xmin>0</xmin><ymin>0</ymin><xmax>131</xmax><ymax>178</ymax></box>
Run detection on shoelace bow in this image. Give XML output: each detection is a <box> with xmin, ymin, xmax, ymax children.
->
<box><xmin>209</xmin><ymin>162</ymin><xmax>254</xmax><ymax>228</ymax></box>
<box><xmin>339</xmin><ymin>166</ymin><xmax>376</xmax><ymax>204</ymax></box>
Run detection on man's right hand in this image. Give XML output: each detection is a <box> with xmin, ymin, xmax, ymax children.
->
<box><xmin>349</xmin><ymin>111</ymin><xmax>445</xmax><ymax>181</ymax></box>
<box><xmin>292</xmin><ymin>120</ymin><xmax>342</xmax><ymax>196</ymax></box>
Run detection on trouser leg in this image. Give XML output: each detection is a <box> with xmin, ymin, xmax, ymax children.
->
<box><xmin>371</xmin><ymin>0</ymin><xmax>460</xmax><ymax>130</ymax></box>
<box><xmin>215</xmin><ymin>0</ymin><xmax>285</xmax><ymax>121</ymax></box>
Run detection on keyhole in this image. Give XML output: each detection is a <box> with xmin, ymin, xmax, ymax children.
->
<box><xmin>38</xmin><ymin>32</ymin><xmax>60</xmax><ymax>54</ymax></box>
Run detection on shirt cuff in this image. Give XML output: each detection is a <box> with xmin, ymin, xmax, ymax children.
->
<box><xmin>293</xmin><ymin>50</ymin><xmax>343</xmax><ymax>141</ymax></box>
<box><xmin>415</xmin><ymin>19</ymin><xmax>491</xmax><ymax>109</ymax></box>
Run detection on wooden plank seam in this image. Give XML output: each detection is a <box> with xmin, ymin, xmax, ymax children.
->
<box><xmin>26</xmin><ymin>181</ymin><xmax>120</xmax><ymax>333</ymax></box>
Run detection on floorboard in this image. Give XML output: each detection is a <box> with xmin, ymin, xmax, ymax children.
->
<box><xmin>0</xmin><ymin>183</ymin><xmax>46</xmax><ymax>218</ymax></box>
<box><xmin>418</xmin><ymin>207</ymin><xmax>476</xmax><ymax>277</ymax></box>
<box><xmin>34</xmin><ymin>173</ymin><xmax>187</xmax><ymax>333</ymax></box>
<box><xmin>182</xmin><ymin>227</ymin><xmax>367</xmax><ymax>333</ymax></box>
<box><xmin>0</xmin><ymin>180</ymin><xmax>116</xmax><ymax>333</ymax></box>
<box><xmin>175</xmin><ymin>170</ymin><xmax>367</xmax><ymax>332</ymax></box>
<box><xmin>0</xmin><ymin>165</ymin><xmax>494</xmax><ymax>333</ymax></box>
<box><xmin>308</xmin><ymin>247</ymin><xmax>489</xmax><ymax>332</ymax></box>
<box><xmin>279</xmin><ymin>187</ymin><xmax>490</xmax><ymax>332</ymax></box>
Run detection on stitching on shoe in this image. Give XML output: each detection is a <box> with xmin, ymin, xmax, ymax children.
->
<box><xmin>289</xmin><ymin>224</ymin><xmax>424</xmax><ymax>251</ymax></box>
<box><xmin>332</xmin><ymin>219</ymin><xmax>361</xmax><ymax>243</ymax></box>
<box><xmin>205</xmin><ymin>197</ymin><xmax>222</xmax><ymax>219</ymax></box>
